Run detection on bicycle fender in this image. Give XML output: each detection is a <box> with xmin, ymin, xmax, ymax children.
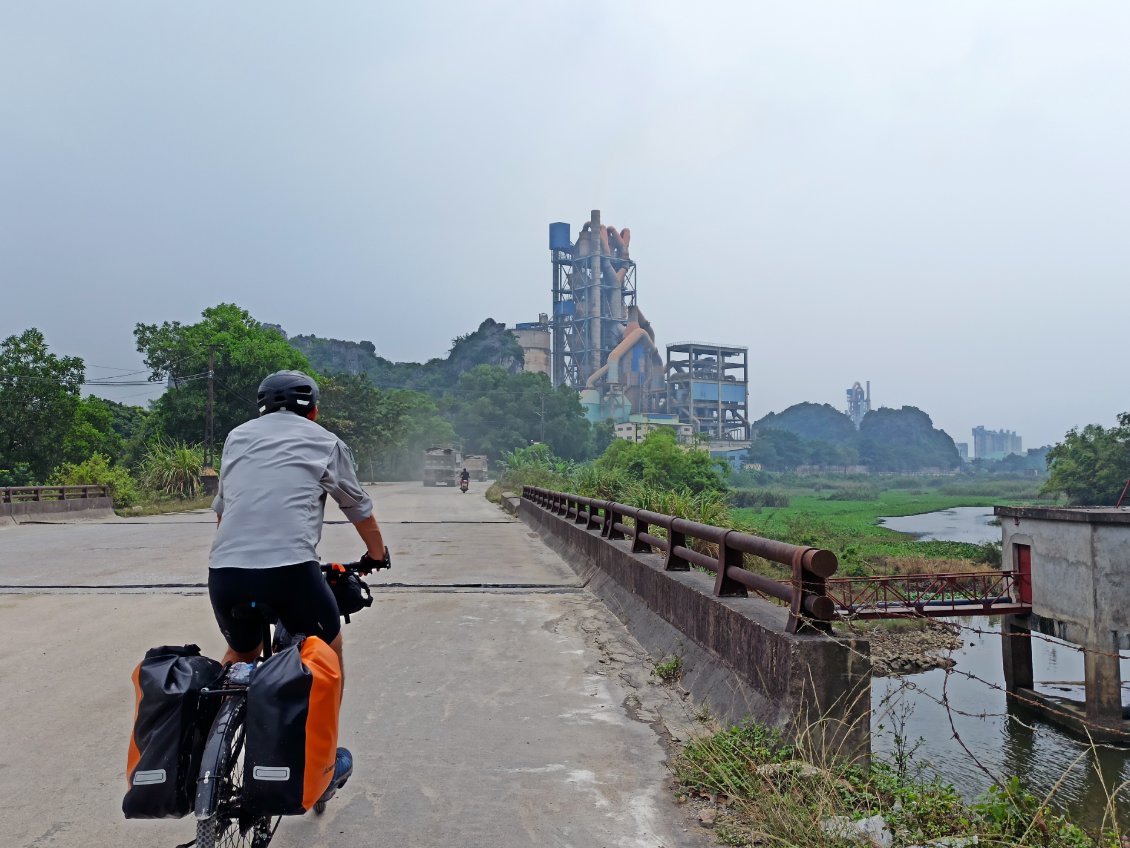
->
<box><xmin>194</xmin><ymin>696</ymin><xmax>243</xmax><ymax>819</ymax></box>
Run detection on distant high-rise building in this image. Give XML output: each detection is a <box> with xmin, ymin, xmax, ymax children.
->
<box><xmin>955</xmin><ymin>442</ymin><xmax>970</xmax><ymax>462</ymax></box>
<box><xmin>972</xmin><ymin>426</ymin><xmax>1022</xmax><ymax>461</ymax></box>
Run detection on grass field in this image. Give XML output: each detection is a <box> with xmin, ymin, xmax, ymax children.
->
<box><xmin>731</xmin><ymin>489</ymin><xmax>1030</xmax><ymax>576</ymax></box>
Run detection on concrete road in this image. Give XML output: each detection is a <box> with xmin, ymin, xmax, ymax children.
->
<box><xmin>0</xmin><ymin>482</ymin><xmax>712</xmax><ymax>848</ymax></box>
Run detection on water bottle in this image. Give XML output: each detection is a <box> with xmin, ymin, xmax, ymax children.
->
<box><xmin>226</xmin><ymin>662</ymin><xmax>254</xmax><ymax>685</ymax></box>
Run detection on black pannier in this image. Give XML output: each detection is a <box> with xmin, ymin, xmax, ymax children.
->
<box><xmin>123</xmin><ymin>644</ymin><xmax>223</xmax><ymax>819</ymax></box>
<box><xmin>245</xmin><ymin>636</ymin><xmax>342</xmax><ymax>815</ymax></box>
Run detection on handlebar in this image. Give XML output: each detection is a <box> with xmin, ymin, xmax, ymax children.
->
<box><xmin>321</xmin><ymin>546</ymin><xmax>392</xmax><ymax>577</ymax></box>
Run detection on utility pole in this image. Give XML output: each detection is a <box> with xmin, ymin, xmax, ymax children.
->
<box><xmin>204</xmin><ymin>345</ymin><xmax>216</xmax><ymax>470</ymax></box>
<box><xmin>540</xmin><ymin>393</ymin><xmax>546</xmax><ymax>444</ymax></box>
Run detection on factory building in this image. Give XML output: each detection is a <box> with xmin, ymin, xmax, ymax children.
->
<box><xmin>544</xmin><ymin>212</ymin><xmax>750</xmax><ymax>449</ymax></box>
<box><xmin>973</xmin><ymin>426</ymin><xmax>1023</xmax><ymax>460</ymax></box>
<box><xmin>846</xmin><ymin>381</ymin><xmax>871</xmax><ymax>429</ymax></box>
<box><xmin>662</xmin><ymin>342</ymin><xmax>750</xmax><ymax>443</ymax></box>
<box><xmin>614</xmin><ymin>414</ymin><xmax>694</xmax><ymax>444</ymax></box>
<box><xmin>548</xmin><ymin>212</ymin><xmax>664</xmax><ymax>423</ymax></box>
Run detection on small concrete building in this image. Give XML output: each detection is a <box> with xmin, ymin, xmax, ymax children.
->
<box><xmin>996</xmin><ymin>506</ymin><xmax>1130</xmax><ymax>737</ymax></box>
<box><xmin>614</xmin><ymin>414</ymin><xmax>694</xmax><ymax>444</ymax></box>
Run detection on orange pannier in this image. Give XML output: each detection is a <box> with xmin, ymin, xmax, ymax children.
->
<box><xmin>244</xmin><ymin>636</ymin><xmax>342</xmax><ymax>815</ymax></box>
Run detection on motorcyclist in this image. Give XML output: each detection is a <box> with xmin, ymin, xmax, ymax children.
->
<box><xmin>207</xmin><ymin>370</ymin><xmax>385</xmax><ymax>804</ymax></box>
<box><xmin>460</xmin><ymin>467</ymin><xmax>470</xmax><ymax>484</ymax></box>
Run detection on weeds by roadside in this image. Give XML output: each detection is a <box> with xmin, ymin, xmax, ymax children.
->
<box><xmin>116</xmin><ymin>495</ymin><xmax>215</xmax><ymax>517</ymax></box>
<box><xmin>674</xmin><ymin>718</ymin><xmax>1113</xmax><ymax>847</ymax></box>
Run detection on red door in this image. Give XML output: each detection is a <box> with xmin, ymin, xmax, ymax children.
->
<box><xmin>1014</xmin><ymin>544</ymin><xmax>1032</xmax><ymax>605</ymax></box>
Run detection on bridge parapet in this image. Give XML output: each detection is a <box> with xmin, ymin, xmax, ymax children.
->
<box><xmin>521</xmin><ymin>486</ymin><xmax>871</xmax><ymax>759</ymax></box>
<box><xmin>1</xmin><ymin>485</ymin><xmax>114</xmax><ymax>523</ymax></box>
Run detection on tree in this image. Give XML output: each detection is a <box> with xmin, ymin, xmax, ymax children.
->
<box><xmin>857</xmin><ymin>406</ymin><xmax>959</xmax><ymax>471</ymax></box>
<box><xmin>753</xmin><ymin>402</ymin><xmax>857</xmax><ymax>444</ymax></box>
<box><xmin>50</xmin><ymin>452</ymin><xmax>141</xmax><ymax>508</ymax></box>
<box><xmin>290</xmin><ymin>317</ymin><xmax>525</xmax><ymax>394</ymax></box>
<box><xmin>595</xmin><ymin>428</ymin><xmax>727</xmax><ymax>494</ymax></box>
<box><xmin>62</xmin><ymin>396</ymin><xmax>124</xmax><ymax>466</ymax></box>
<box><xmin>1043</xmin><ymin>415</ymin><xmax>1130</xmax><ymax>505</ymax></box>
<box><xmin>0</xmin><ymin>328</ymin><xmax>85</xmax><ymax>482</ymax></box>
<box><xmin>318</xmin><ymin>373</ymin><xmax>457</xmax><ymax>480</ymax></box>
<box><xmin>135</xmin><ymin>303</ymin><xmax>312</xmax><ymax>446</ymax></box>
<box><xmin>444</xmin><ymin>365</ymin><xmax>592</xmax><ymax>461</ymax></box>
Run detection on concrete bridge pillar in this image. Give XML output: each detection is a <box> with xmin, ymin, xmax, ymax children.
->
<box><xmin>1001</xmin><ymin>614</ymin><xmax>1033</xmax><ymax>692</ymax></box>
<box><xmin>1084</xmin><ymin>647</ymin><xmax>1123</xmax><ymax>725</ymax></box>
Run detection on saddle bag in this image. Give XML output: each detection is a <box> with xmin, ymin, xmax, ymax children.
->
<box><xmin>123</xmin><ymin>644</ymin><xmax>223</xmax><ymax>819</ymax></box>
<box><xmin>245</xmin><ymin>635</ymin><xmax>342</xmax><ymax>815</ymax></box>
<box><xmin>325</xmin><ymin>563</ymin><xmax>372</xmax><ymax>622</ymax></box>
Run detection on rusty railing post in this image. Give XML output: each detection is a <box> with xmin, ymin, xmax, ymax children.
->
<box><xmin>585</xmin><ymin>498</ymin><xmax>600</xmax><ymax>530</ymax></box>
<box><xmin>574</xmin><ymin>497</ymin><xmax>589</xmax><ymax>524</ymax></box>
<box><xmin>606</xmin><ymin>502</ymin><xmax>625</xmax><ymax>540</ymax></box>
<box><xmin>714</xmin><ymin>530</ymin><xmax>749</xmax><ymax>597</ymax></box>
<box><xmin>664</xmin><ymin>517</ymin><xmax>689</xmax><ymax>571</ymax></box>
<box><xmin>787</xmin><ymin>547</ymin><xmax>834</xmax><ymax>635</ymax></box>
<box><xmin>631</xmin><ymin>514</ymin><xmax>651</xmax><ymax>553</ymax></box>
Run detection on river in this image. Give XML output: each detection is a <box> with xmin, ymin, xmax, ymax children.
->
<box><xmin>871</xmin><ymin>507</ymin><xmax>1130</xmax><ymax>827</ymax></box>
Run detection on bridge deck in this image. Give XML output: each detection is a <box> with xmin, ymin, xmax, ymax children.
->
<box><xmin>0</xmin><ymin>482</ymin><xmax>711</xmax><ymax>848</ymax></box>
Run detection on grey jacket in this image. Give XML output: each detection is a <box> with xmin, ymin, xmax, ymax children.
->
<box><xmin>209</xmin><ymin>411</ymin><xmax>373</xmax><ymax>569</ymax></box>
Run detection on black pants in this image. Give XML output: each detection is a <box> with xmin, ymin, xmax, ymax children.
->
<box><xmin>209</xmin><ymin>562</ymin><xmax>341</xmax><ymax>653</ymax></box>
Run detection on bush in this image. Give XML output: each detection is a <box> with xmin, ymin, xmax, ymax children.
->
<box><xmin>50</xmin><ymin>452</ymin><xmax>141</xmax><ymax>508</ymax></box>
<box><xmin>140</xmin><ymin>441</ymin><xmax>205</xmax><ymax>499</ymax></box>
<box><xmin>729</xmin><ymin>489</ymin><xmax>791</xmax><ymax>508</ymax></box>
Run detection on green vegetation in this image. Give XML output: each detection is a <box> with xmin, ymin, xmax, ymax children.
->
<box><xmin>653</xmin><ymin>654</ymin><xmax>683</xmax><ymax>682</ymax></box>
<box><xmin>290</xmin><ymin>318</ymin><xmax>524</xmax><ymax>394</ymax></box>
<box><xmin>0</xmin><ymin>328</ymin><xmax>85</xmax><ymax>482</ymax></box>
<box><xmin>318</xmin><ymin>372</ymin><xmax>457</xmax><ymax>480</ymax></box>
<box><xmin>675</xmin><ymin>720</ymin><xmax>1106</xmax><ymax>847</ymax></box>
<box><xmin>443</xmin><ymin>365</ymin><xmax>593</xmax><ymax>461</ymax></box>
<box><xmin>1043</xmin><ymin>412</ymin><xmax>1130</xmax><ymax>505</ymax></box>
<box><xmin>489</xmin><ymin>434</ymin><xmax>732</xmax><ymax>527</ymax></box>
<box><xmin>594</xmin><ymin>428</ymin><xmax>728</xmax><ymax>494</ymax></box>
<box><xmin>733</xmin><ymin>490</ymin><xmax>1013</xmax><ymax>575</ymax></box>
<box><xmin>138</xmin><ymin>441</ymin><xmax>206</xmax><ymax>499</ymax></box>
<box><xmin>134</xmin><ymin>303</ymin><xmax>313</xmax><ymax>446</ymax></box>
<box><xmin>50</xmin><ymin>452</ymin><xmax>141</xmax><ymax>508</ymax></box>
<box><xmin>750</xmin><ymin>403</ymin><xmax>960</xmax><ymax>472</ymax></box>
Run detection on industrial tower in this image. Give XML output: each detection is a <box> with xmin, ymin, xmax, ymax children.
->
<box><xmin>549</xmin><ymin>210</ymin><xmax>638</xmax><ymax>389</ymax></box>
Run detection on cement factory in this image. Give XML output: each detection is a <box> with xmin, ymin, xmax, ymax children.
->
<box><xmin>512</xmin><ymin>210</ymin><xmax>751</xmax><ymax>460</ymax></box>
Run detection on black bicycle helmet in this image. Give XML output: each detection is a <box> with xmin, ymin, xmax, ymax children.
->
<box><xmin>257</xmin><ymin>370</ymin><xmax>320</xmax><ymax>416</ymax></box>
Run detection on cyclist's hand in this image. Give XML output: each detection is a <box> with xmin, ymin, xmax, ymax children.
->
<box><xmin>359</xmin><ymin>547</ymin><xmax>391</xmax><ymax>574</ymax></box>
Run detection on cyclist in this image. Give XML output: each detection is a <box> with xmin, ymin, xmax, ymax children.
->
<box><xmin>207</xmin><ymin>369</ymin><xmax>385</xmax><ymax>804</ymax></box>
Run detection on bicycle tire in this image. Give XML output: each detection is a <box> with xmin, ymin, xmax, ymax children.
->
<box><xmin>195</xmin><ymin>698</ymin><xmax>277</xmax><ymax>848</ymax></box>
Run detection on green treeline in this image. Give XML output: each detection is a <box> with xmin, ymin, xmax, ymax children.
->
<box><xmin>749</xmin><ymin>402</ymin><xmax>961</xmax><ymax>472</ymax></box>
<box><xmin>3</xmin><ymin>301</ymin><xmax>1126</xmax><ymax>508</ymax></box>
<box><xmin>0</xmin><ymin>305</ymin><xmax>607</xmax><ymax>501</ymax></box>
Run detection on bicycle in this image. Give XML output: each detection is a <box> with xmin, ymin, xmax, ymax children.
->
<box><xmin>189</xmin><ymin>554</ymin><xmax>390</xmax><ymax>848</ymax></box>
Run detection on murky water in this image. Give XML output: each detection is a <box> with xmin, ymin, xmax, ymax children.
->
<box><xmin>871</xmin><ymin>509</ymin><xmax>1130</xmax><ymax>827</ymax></box>
<box><xmin>879</xmin><ymin>506</ymin><xmax>998</xmax><ymax>545</ymax></box>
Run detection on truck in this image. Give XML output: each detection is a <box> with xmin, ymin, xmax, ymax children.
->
<box><xmin>463</xmin><ymin>455</ymin><xmax>488</xmax><ymax>482</ymax></box>
<box><xmin>422</xmin><ymin>446</ymin><xmax>461</xmax><ymax>487</ymax></box>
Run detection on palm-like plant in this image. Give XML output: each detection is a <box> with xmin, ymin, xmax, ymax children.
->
<box><xmin>140</xmin><ymin>441</ymin><xmax>205</xmax><ymax>499</ymax></box>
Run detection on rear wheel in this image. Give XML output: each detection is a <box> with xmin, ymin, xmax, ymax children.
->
<box><xmin>195</xmin><ymin>699</ymin><xmax>279</xmax><ymax>848</ymax></box>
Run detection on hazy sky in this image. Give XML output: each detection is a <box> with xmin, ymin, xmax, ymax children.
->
<box><xmin>3</xmin><ymin>2</ymin><xmax>1128</xmax><ymax>449</ymax></box>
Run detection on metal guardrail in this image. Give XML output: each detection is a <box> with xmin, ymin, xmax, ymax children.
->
<box><xmin>1</xmin><ymin>485</ymin><xmax>111</xmax><ymax>503</ymax></box>
<box><xmin>825</xmin><ymin>570</ymin><xmax>1031</xmax><ymax>619</ymax></box>
<box><xmin>523</xmin><ymin>486</ymin><xmax>838</xmax><ymax>634</ymax></box>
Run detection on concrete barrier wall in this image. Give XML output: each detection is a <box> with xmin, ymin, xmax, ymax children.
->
<box><xmin>0</xmin><ymin>497</ymin><xmax>115</xmax><ymax>525</ymax></box>
<box><xmin>521</xmin><ymin>498</ymin><xmax>871</xmax><ymax>759</ymax></box>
